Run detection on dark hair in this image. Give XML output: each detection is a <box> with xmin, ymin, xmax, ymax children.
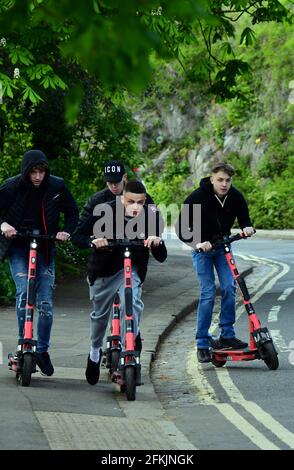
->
<box><xmin>212</xmin><ymin>162</ymin><xmax>235</xmax><ymax>177</ymax></box>
<box><xmin>30</xmin><ymin>163</ymin><xmax>48</xmax><ymax>172</ymax></box>
<box><xmin>124</xmin><ymin>180</ymin><xmax>146</xmax><ymax>194</ymax></box>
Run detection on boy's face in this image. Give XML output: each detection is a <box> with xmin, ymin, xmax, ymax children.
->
<box><xmin>210</xmin><ymin>170</ymin><xmax>232</xmax><ymax>197</ymax></box>
<box><xmin>106</xmin><ymin>174</ymin><xmax>127</xmax><ymax>195</ymax></box>
<box><xmin>121</xmin><ymin>191</ymin><xmax>146</xmax><ymax>217</ymax></box>
<box><xmin>29</xmin><ymin>167</ymin><xmax>46</xmax><ymax>187</ymax></box>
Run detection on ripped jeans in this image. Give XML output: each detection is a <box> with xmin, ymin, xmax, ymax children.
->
<box><xmin>8</xmin><ymin>246</ymin><xmax>55</xmax><ymax>353</ymax></box>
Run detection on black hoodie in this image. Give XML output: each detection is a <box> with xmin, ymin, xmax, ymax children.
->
<box><xmin>20</xmin><ymin>150</ymin><xmax>50</xmax><ymax>231</ymax></box>
<box><xmin>0</xmin><ymin>150</ymin><xmax>79</xmax><ymax>261</ymax></box>
<box><xmin>176</xmin><ymin>177</ymin><xmax>252</xmax><ymax>247</ymax></box>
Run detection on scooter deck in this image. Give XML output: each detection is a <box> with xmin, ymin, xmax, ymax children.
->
<box><xmin>213</xmin><ymin>348</ymin><xmax>259</xmax><ymax>361</ymax></box>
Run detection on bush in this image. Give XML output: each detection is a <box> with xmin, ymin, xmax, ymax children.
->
<box><xmin>144</xmin><ymin>153</ymin><xmax>190</xmax><ymax>207</ymax></box>
<box><xmin>250</xmin><ymin>177</ymin><xmax>294</xmax><ymax>229</ymax></box>
<box><xmin>0</xmin><ymin>260</ymin><xmax>15</xmax><ymax>305</ymax></box>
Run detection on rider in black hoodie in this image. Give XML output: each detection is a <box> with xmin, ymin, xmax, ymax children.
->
<box><xmin>176</xmin><ymin>162</ymin><xmax>254</xmax><ymax>363</ymax></box>
<box><xmin>0</xmin><ymin>150</ymin><xmax>79</xmax><ymax>375</ymax></box>
<box><xmin>72</xmin><ymin>180</ymin><xmax>167</xmax><ymax>385</ymax></box>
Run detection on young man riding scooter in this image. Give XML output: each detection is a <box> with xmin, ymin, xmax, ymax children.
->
<box><xmin>0</xmin><ymin>150</ymin><xmax>79</xmax><ymax>375</ymax></box>
<box><xmin>72</xmin><ymin>180</ymin><xmax>167</xmax><ymax>385</ymax></box>
<box><xmin>176</xmin><ymin>162</ymin><xmax>254</xmax><ymax>363</ymax></box>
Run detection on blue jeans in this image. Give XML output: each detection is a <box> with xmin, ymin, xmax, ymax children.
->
<box><xmin>8</xmin><ymin>246</ymin><xmax>55</xmax><ymax>353</ymax></box>
<box><xmin>192</xmin><ymin>247</ymin><xmax>236</xmax><ymax>349</ymax></box>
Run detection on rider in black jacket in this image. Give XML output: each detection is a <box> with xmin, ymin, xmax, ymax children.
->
<box><xmin>72</xmin><ymin>180</ymin><xmax>167</xmax><ymax>386</ymax></box>
<box><xmin>0</xmin><ymin>150</ymin><xmax>78</xmax><ymax>261</ymax></box>
<box><xmin>176</xmin><ymin>174</ymin><xmax>252</xmax><ymax>246</ymax></box>
<box><xmin>0</xmin><ymin>150</ymin><xmax>79</xmax><ymax>375</ymax></box>
<box><xmin>176</xmin><ymin>162</ymin><xmax>254</xmax><ymax>363</ymax></box>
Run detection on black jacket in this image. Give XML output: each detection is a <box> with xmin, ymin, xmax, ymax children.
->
<box><xmin>72</xmin><ymin>198</ymin><xmax>167</xmax><ymax>284</ymax></box>
<box><xmin>0</xmin><ymin>150</ymin><xmax>79</xmax><ymax>261</ymax></box>
<box><xmin>176</xmin><ymin>177</ymin><xmax>252</xmax><ymax>246</ymax></box>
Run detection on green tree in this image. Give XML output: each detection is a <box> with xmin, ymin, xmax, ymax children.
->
<box><xmin>0</xmin><ymin>1</ymin><xmax>292</xmax><ymax>106</ymax></box>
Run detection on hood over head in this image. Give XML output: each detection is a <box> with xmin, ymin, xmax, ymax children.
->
<box><xmin>200</xmin><ymin>176</ymin><xmax>213</xmax><ymax>193</ymax></box>
<box><xmin>21</xmin><ymin>150</ymin><xmax>50</xmax><ymax>184</ymax></box>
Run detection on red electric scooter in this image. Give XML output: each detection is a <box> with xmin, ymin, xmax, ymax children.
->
<box><xmin>8</xmin><ymin>229</ymin><xmax>58</xmax><ymax>386</ymax></box>
<box><xmin>198</xmin><ymin>232</ymin><xmax>279</xmax><ymax>370</ymax></box>
<box><xmin>105</xmin><ymin>238</ymin><xmax>146</xmax><ymax>401</ymax></box>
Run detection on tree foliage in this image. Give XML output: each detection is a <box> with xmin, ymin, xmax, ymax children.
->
<box><xmin>0</xmin><ymin>0</ymin><xmax>292</xmax><ymax>106</ymax></box>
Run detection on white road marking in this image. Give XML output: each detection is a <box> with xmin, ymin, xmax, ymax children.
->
<box><xmin>215</xmin><ymin>404</ymin><xmax>280</xmax><ymax>450</ymax></box>
<box><xmin>216</xmin><ymin>367</ymin><xmax>294</xmax><ymax>449</ymax></box>
<box><xmin>187</xmin><ymin>351</ymin><xmax>279</xmax><ymax>450</ymax></box>
<box><xmin>269</xmin><ymin>330</ymin><xmax>291</xmax><ymax>352</ymax></box>
<box><xmin>278</xmin><ymin>287</ymin><xmax>294</xmax><ymax>301</ymax></box>
<box><xmin>267</xmin><ymin>305</ymin><xmax>281</xmax><ymax>323</ymax></box>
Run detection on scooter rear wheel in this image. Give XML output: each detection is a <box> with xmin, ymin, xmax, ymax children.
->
<box><xmin>20</xmin><ymin>353</ymin><xmax>33</xmax><ymax>386</ymax></box>
<box><xmin>261</xmin><ymin>342</ymin><xmax>279</xmax><ymax>370</ymax></box>
<box><xmin>211</xmin><ymin>357</ymin><xmax>226</xmax><ymax>367</ymax></box>
<box><xmin>125</xmin><ymin>365</ymin><xmax>136</xmax><ymax>401</ymax></box>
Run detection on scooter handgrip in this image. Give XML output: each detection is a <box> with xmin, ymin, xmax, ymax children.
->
<box><xmin>240</xmin><ymin>228</ymin><xmax>256</xmax><ymax>238</ymax></box>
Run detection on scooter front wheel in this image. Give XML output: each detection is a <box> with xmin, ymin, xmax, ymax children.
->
<box><xmin>261</xmin><ymin>342</ymin><xmax>279</xmax><ymax>370</ymax></box>
<box><xmin>110</xmin><ymin>350</ymin><xmax>120</xmax><ymax>374</ymax></box>
<box><xmin>20</xmin><ymin>353</ymin><xmax>33</xmax><ymax>386</ymax></box>
<box><xmin>125</xmin><ymin>365</ymin><xmax>136</xmax><ymax>401</ymax></box>
<box><xmin>211</xmin><ymin>357</ymin><xmax>226</xmax><ymax>368</ymax></box>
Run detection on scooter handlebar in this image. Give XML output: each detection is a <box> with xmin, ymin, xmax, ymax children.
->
<box><xmin>196</xmin><ymin>230</ymin><xmax>256</xmax><ymax>253</ymax></box>
<box><xmin>107</xmin><ymin>238</ymin><xmax>146</xmax><ymax>248</ymax></box>
<box><xmin>90</xmin><ymin>238</ymin><xmax>146</xmax><ymax>249</ymax></box>
<box><xmin>15</xmin><ymin>230</ymin><xmax>61</xmax><ymax>242</ymax></box>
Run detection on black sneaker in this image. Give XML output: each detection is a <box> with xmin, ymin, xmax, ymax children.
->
<box><xmin>210</xmin><ymin>337</ymin><xmax>222</xmax><ymax>350</ymax></box>
<box><xmin>197</xmin><ymin>348</ymin><xmax>211</xmax><ymax>363</ymax></box>
<box><xmin>85</xmin><ymin>350</ymin><xmax>102</xmax><ymax>385</ymax></box>
<box><xmin>219</xmin><ymin>336</ymin><xmax>248</xmax><ymax>350</ymax></box>
<box><xmin>135</xmin><ymin>332</ymin><xmax>142</xmax><ymax>353</ymax></box>
<box><xmin>36</xmin><ymin>352</ymin><xmax>54</xmax><ymax>376</ymax></box>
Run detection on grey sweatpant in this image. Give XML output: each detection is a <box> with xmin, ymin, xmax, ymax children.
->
<box><xmin>88</xmin><ymin>268</ymin><xmax>144</xmax><ymax>350</ymax></box>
